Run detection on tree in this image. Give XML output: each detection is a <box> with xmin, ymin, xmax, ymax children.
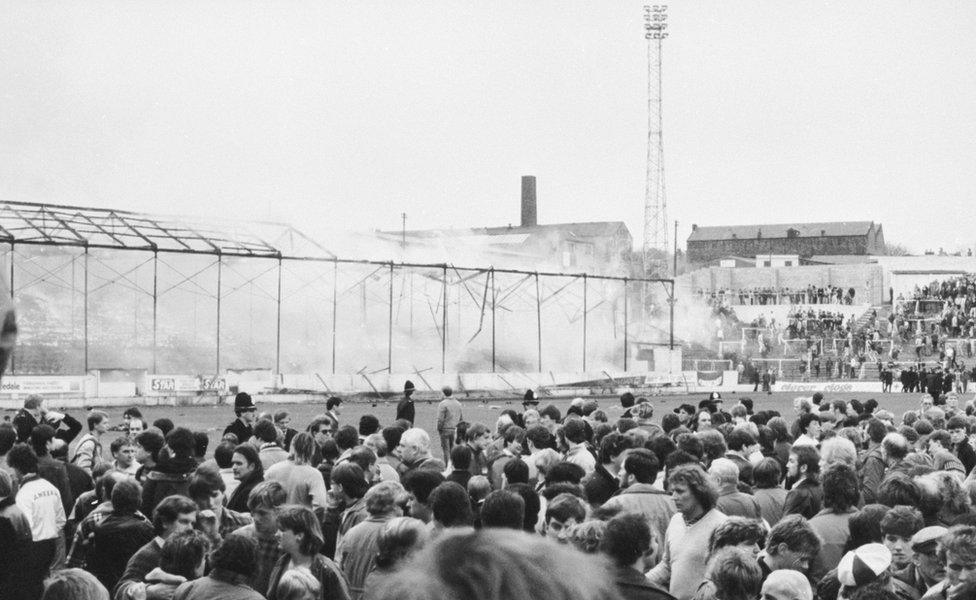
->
<box><xmin>884</xmin><ymin>243</ymin><xmax>911</xmax><ymax>256</ymax></box>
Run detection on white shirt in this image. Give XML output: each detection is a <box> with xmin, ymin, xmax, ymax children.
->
<box><xmin>565</xmin><ymin>444</ymin><xmax>596</xmax><ymax>476</ymax></box>
<box><xmin>16</xmin><ymin>475</ymin><xmax>66</xmax><ymax>541</ymax></box>
<box><xmin>793</xmin><ymin>433</ymin><xmax>819</xmax><ymax>448</ymax></box>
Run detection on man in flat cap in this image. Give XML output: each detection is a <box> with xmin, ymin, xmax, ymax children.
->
<box><xmin>892</xmin><ymin>525</ymin><xmax>948</xmax><ymax>598</ymax></box>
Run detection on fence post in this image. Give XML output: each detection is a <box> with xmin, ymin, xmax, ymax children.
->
<box><xmin>582</xmin><ymin>274</ymin><xmax>587</xmax><ymax>372</ymax></box>
<box><xmin>623</xmin><ymin>278</ymin><xmax>629</xmax><ymax>371</ymax></box>
<box><xmin>331</xmin><ymin>260</ymin><xmax>338</xmax><ymax>375</ymax></box>
<box><xmin>442</xmin><ymin>265</ymin><xmax>447</xmax><ymax>373</ymax></box>
<box><xmin>275</xmin><ymin>256</ymin><xmax>283</xmax><ymax>382</ymax></box>
<box><xmin>8</xmin><ymin>242</ymin><xmax>13</xmax><ymax>374</ymax></box>
<box><xmin>491</xmin><ymin>269</ymin><xmax>496</xmax><ymax>373</ymax></box>
<box><xmin>215</xmin><ymin>254</ymin><xmax>222</xmax><ymax>375</ymax></box>
<box><xmin>152</xmin><ymin>251</ymin><xmax>158</xmax><ymax>373</ymax></box>
<box><xmin>84</xmin><ymin>247</ymin><xmax>89</xmax><ymax>373</ymax></box>
<box><xmin>536</xmin><ymin>272</ymin><xmax>542</xmax><ymax>372</ymax></box>
<box><xmin>388</xmin><ymin>262</ymin><xmax>394</xmax><ymax>373</ymax></box>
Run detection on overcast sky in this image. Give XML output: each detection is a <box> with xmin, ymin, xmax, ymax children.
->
<box><xmin>2</xmin><ymin>2</ymin><xmax>974</xmax><ymax>256</ymax></box>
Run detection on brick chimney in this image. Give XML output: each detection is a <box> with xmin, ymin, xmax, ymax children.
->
<box><xmin>520</xmin><ymin>176</ymin><xmax>537</xmax><ymax>227</ymax></box>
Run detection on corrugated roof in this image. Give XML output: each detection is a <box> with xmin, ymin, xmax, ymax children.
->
<box><xmin>688</xmin><ymin>221</ymin><xmax>875</xmax><ymax>242</ymax></box>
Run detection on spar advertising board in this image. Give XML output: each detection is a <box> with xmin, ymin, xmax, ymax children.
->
<box><xmin>146</xmin><ymin>374</ymin><xmax>227</xmax><ymax>396</ymax></box>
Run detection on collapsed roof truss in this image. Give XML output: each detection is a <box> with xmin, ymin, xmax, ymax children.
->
<box><xmin>0</xmin><ymin>200</ymin><xmax>334</xmax><ymax>259</ymax></box>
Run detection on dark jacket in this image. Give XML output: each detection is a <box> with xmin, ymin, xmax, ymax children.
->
<box><xmin>954</xmin><ymin>439</ymin><xmax>976</xmax><ymax>475</ymax></box>
<box><xmin>613</xmin><ymin>565</ymin><xmax>676</xmax><ymax>600</ymax></box>
<box><xmin>226</xmin><ymin>470</ymin><xmax>264</xmax><ymax>514</ymax></box>
<box><xmin>583</xmin><ymin>464</ymin><xmax>620</xmax><ymax>507</ymax></box>
<box><xmin>223</xmin><ymin>419</ymin><xmax>253</xmax><ymax>445</ymax></box>
<box><xmin>399</xmin><ymin>455</ymin><xmax>446</xmax><ymax>475</ymax></box>
<box><xmin>858</xmin><ymin>445</ymin><xmax>886</xmax><ymax>504</ymax></box>
<box><xmin>395</xmin><ymin>397</ymin><xmax>415</xmax><ymax>425</ymax></box>
<box><xmin>0</xmin><ymin>497</ymin><xmax>33</xmax><ymax>600</ymax></box>
<box><xmin>38</xmin><ymin>454</ymin><xmax>74</xmax><ymax>515</ymax></box>
<box><xmin>113</xmin><ymin>538</ymin><xmax>164</xmax><ymax>600</ymax></box>
<box><xmin>266</xmin><ymin>553</ymin><xmax>350</xmax><ymax>600</ymax></box>
<box><xmin>141</xmin><ymin>456</ymin><xmax>198</xmax><ymax>516</ymax></box>
<box><xmin>13</xmin><ymin>410</ymin><xmax>82</xmax><ymax>445</ymax></box>
<box><xmin>783</xmin><ymin>476</ymin><xmax>823</xmax><ymax>520</ymax></box>
<box><xmin>446</xmin><ymin>469</ymin><xmax>472</xmax><ymax>490</ymax></box>
<box><xmin>65</xmin><ymin>461</ymin><xmax>95</xmax><ymax>501</ymax></box>
<box><xmin>89</xmin><ymin>513</ymin><xmax>154</xmax><ymax>592</ymax></box>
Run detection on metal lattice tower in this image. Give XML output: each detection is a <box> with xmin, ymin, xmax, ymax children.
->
<box><xmin>642</xmin><ymin>5</ymin><xmax>669</xmax><ymax>277</ymax></box>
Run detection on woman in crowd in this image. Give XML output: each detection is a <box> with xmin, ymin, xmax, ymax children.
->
<box><xmin>690</xmin><ymin>409</ymin><xmax>713</xmax><ymax>432</ymax></box>
<box><xmin>225</xmin><ymin>444</ymin><xmax>264</xmax><ymax>513</ymax></box>
<box><xmin>361</xmin><ymin>517</ymin><xmax>429</xmax><ymax>600</ymax></box>
<box><xmin>266</xmin><ymin>505</ymin><xmax>351</xmax><ymax>600</ymax></box>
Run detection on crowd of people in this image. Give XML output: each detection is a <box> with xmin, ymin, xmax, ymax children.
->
<box><xmin>4</xmin><ymin>385</ymin><xmax>976</xmax><ymax>600</ymax></box>
<box><xmin>698</xmin><ymin>285</ymin><xmax>860</xmax><ymax>307</ymax></box>
<box><xmin>892</xmin><ymin>277</ymin><xmax>976</xmax><ymax>353</ymax></box>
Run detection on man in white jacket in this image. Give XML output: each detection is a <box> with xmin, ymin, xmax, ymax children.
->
<box><xmin>9</xmin><ymin>442</ymin><xmax>66</xmax><ymax>599</ymax></box>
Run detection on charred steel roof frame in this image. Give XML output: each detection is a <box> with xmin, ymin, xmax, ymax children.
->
<box><xmin>0</xmin><ymin>200</ymin><xmax>322</xmax><ymax>258</ymax></box>
<box><xmin>0</xmin><ymin>200</ymin><xmax>671</xmax><ymax>285</ymax></box>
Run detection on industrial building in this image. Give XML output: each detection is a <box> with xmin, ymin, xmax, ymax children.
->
<box><xmin>687</xmin><ymin>221</ymin><xmax>886</xmax><ymax>265</ymax></box>
<box><xmin>392</xmin><ymin>176</ymin><xmax>634</xmax><ymax>275</ymax></box>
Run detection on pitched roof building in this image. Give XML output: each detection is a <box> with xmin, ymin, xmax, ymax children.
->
<box><xmin>687</xmin><ymin>221</ymin><xmax>884</xmax><ymax>264</ymax></box>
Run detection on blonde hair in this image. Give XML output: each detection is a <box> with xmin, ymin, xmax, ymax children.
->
<box><xmin>276</xmin><ymin>566</ymin><xmax>320</xmax><ymax>600</ymax></box>
<box><xmin>533</xmin><ymin>448</ymin><xmax>562</xmax><ymax>476</ymax></box>
<box><xmin>820</xmin><ymin>436</ymin><xmax>857</xmax><ymax>469</ymax></box>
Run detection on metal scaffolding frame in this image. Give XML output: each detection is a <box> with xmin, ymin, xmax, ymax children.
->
<box><xmin>1</xmin><ymin>200</ymin><xmax>674</xmax><ymax>378</ymax></box>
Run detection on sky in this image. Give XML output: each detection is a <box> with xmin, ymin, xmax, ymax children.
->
<box><xmin>2</xmin><ymin>1</ymin><xmax>975</xmax><ymax>256</ymax></box>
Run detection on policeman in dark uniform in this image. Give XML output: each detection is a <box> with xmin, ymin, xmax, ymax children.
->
<box><xmin>396</xmin><ymin>380</ymin><xmax>416</xmax><ymax>425</ymax></box>
<box><xmin>223</xmin><ymin>392</ymin><xmax>257</xmax><ymax>444</ymax></box>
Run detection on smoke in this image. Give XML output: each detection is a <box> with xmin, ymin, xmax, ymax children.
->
<box><xmin>8</xmin><ymin>213</ymin><xmax>648</xmax><ymax>378</ymax></box>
